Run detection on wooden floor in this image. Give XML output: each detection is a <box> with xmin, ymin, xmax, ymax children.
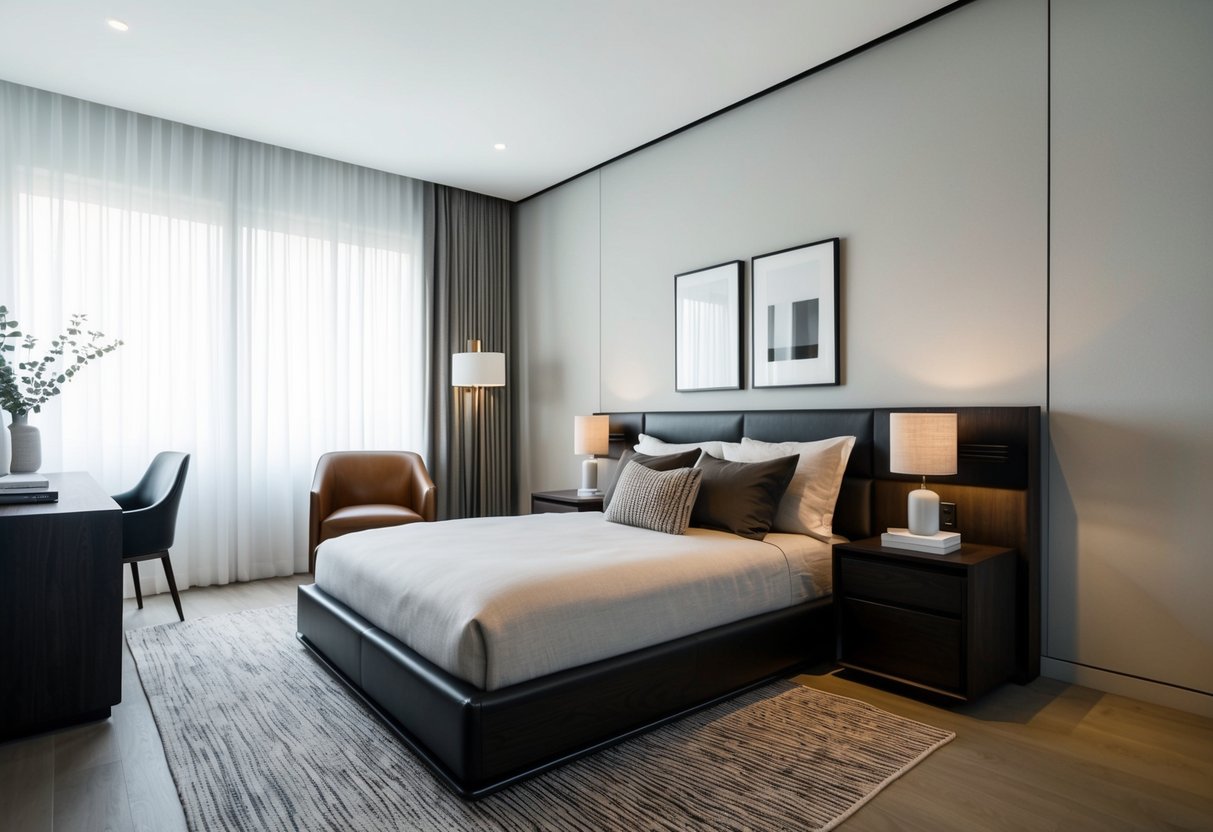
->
<box><xmin>1</xmin><ymin>577</ymin><xmax>1210</xmax><ymax>831</ymax></box>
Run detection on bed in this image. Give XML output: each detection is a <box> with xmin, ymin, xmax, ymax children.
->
<box><xmin>297</xmin><ymin>407</ymin><xmax>1039</xmax><ymax>797</ymax></box>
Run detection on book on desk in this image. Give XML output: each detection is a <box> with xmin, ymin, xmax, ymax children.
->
<box><xmin>0</xmin><ymin>474</ymin><xmax>58</xmax><ymax>504</ymax></box>
<box><xmin>0</xmin><ymin>472</ymin><xmax>51</xmax><ymax>490</ymax></box>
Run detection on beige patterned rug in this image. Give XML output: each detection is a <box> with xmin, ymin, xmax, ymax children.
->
<box><xmin>127</xmin><ymin>604</ymin><xmax>953</xmax><ymax>831</ymax></box>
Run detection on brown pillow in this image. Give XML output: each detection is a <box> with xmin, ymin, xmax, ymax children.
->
<box><xmin>603</xmin><ymin>462</ymin><xmax>703</xmax><ymax>536</ymax></box>
<box><xmin>603</xmin><ymin>448</ymin><xmax>702</xmax><ymax>509</ymax></box>
<box><xmin>690</xmin><ymin>453</ymin><xmax>799</xmax><ymax>540</ymax></box>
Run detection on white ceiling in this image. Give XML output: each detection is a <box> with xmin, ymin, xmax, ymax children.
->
<box><xmin>0</xmin><ymin>0</ymin><xmax>955</xmax><ymax>201</ymax></box>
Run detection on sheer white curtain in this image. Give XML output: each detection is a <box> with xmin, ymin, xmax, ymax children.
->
<box><xmin>0</xmin><ymin>81</ymin><xmax>429</xmax><ymax>593</ymax></box>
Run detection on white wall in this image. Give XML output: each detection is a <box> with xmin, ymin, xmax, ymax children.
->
<box><xmin>514</xmin><ymin>171</ymin><xmax>601</xmax><ymax>500</ymax></box>
<box><xmin>513</xmin><ymin>0</ymin><xmax>1213</xmax><ymax>714</ymax></box>
<box><xmin>599</xmin><ymin>0</ymin><xmax>1046</xmax><ymax>413</ymax></box>
<box><xmin>517</xmin><ymin>0</ymin><xmax>1048</xmax><ymax>496</ymax></box>
<box><xmin>1045</xmin><ymin>0</ymin><xmax>1213</xmax><ymax>711</ymax></box>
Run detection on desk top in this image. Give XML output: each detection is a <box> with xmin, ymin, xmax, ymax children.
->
<box><xmin>0</xmin><ymin>471</ymin><xmax>120</xmax><ymax>517</ymax></box>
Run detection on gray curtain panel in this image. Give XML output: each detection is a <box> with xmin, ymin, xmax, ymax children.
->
<box><xmin>428</xmin><ymin>185</ymin><xmax>514</xmax><ymax>519</ymax></box>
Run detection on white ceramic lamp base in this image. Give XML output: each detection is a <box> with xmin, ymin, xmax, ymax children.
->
<box><xmin>578</xmin><ymin>457</ymin><xmax>600</xmax><ymax>496</ymax></box>
<box><xmin>906</xmin><ymin>487</ymin><xmax>940</xmax><ymax>536</ymax></box>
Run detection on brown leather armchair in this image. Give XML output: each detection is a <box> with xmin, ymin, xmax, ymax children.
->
<box><xmin>308</xmin><ymin>451</ymin><xmax>436</xmax><ymax>573</ymax></box>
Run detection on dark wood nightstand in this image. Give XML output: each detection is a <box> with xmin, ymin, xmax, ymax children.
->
<box><xmin>832</xmin><ymin>537</ymin><xmax>1016</xmax><ymax>702</ymax></box>
<box><xmin>530</xmin><ymin>489</ymin><xmax>604</xmax><ymax>514</ymax></box>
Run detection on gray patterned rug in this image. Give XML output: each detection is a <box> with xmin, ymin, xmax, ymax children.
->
<box><xmin>127</xmin><ymin>604</ymin><xmax>953</xmax><ymax>831</ymax></box>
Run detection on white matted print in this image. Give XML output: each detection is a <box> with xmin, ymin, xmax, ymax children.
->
<box><xmin>675</xmin><ymin>260</ymin><xmax>743</xmax><ymax>391</ymax></box>
<box><xmin>751</xmin><ymin>238</ymin><xmax>840</xmax><ymax>388</ymax></box>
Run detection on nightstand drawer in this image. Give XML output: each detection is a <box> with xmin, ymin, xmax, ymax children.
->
<box><xmin>530</xmin><ymin>490</ymin><xmax>604</xmax><ymax>514</ymax></box>
<box><xmin>531</xmin><ymin>498</ymin><xmax>580</xmax><ymax>514</ymax></box>
<box><xmin>838</xmin><ymin>556</ymin><xmax>963</xmax><ymax>615</ymax></box>
<box><xmin>840</xmin><ymin>598</ymin><xmax>962</xmax><ymax>692</ymax></box>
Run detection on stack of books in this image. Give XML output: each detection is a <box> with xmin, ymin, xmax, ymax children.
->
<box><xmin>0</xmin><ymin>473</ymin><xmax>58</xmax><ymax>504</ymax></box>
<box><xmin>881</xmin><ymin>528</ymin><xmax>961</xmax><ymax>555</ymax></box>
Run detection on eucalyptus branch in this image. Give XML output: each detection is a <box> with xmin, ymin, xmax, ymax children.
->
<box><xmin>0</xmin><ymin>306</ymin><xmax>123</xmax><ymax>417</ymax></box>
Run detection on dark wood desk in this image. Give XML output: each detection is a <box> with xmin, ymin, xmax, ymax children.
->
<box><xmin>0</xmin><ymin>472</ymin><xmax>123</xmax><ymax>740</ymax></box>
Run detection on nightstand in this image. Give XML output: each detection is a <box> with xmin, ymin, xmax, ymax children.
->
<box><xmin>530</xmin><ymin>489</ymin><xmax>604</xmax><ymax>514</ymax></box>
<box><xmin>832</xmin><ymin>537</ymin><xmax>1016</xmax><ymax>702</ymax></box>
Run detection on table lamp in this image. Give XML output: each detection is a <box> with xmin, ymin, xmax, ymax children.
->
<box><xmin>573</xmin><ymin>414</ymin><xmax>610</xmax><ymax>496</ymax></box>
<box><xmin>889</xmin><ymin>412</ymin><xmax>957</xmax><ymax>535</ymax></box>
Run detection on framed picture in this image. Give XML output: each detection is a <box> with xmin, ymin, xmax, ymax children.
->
<box><xmin>674</xmin><ymin>260</ymin><xmax>743</xmax><ymax>392</ymax></box>
<box><xmin>751</xmin><ymin>237</ymin><xmax>840</xmax><ymax>388</ymax></box>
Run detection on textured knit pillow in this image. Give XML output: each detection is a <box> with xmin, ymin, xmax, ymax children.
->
<box><xmin>733</xmin><ymin>436</ymin><xmax>856</xmax><ymax>541</ymax></box>
<box><xmin>603</xmin><ymin>448</ymin><xmax>703</xmax><ymax>509</ymax></box>
<box><xmin>691</xmin><ymin>452</ymin><xmax>799</xmax><ymax>540</ymax></box>
<box><xmin>604</xmin><ymin>461</ymin><xmax>703</xmax><ymax>535</ymax></box>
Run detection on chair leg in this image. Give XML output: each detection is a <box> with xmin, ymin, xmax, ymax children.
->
<box><xmin>130</xmin><ymin>561</ymin><xmax>143</xmax><ymax>609</ymax></box>
<box><xmin>161</xmin><ymin>554</ymin><xmax>185</xmax><ymax>622</ymax></box>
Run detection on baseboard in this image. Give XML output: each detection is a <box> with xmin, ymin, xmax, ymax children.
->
<box><xmin>1041</xmin><ymin>657</ymin><xmax>1213</xmax><ymax>718</ymax></box>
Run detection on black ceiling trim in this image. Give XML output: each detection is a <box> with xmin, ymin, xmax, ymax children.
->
<box><xmin>516</xmin><ymin>0</ymin><xmax>978</xmax><ymax>205</ymax></box>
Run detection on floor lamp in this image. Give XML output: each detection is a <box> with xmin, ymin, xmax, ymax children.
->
<box><xmin>451</xmin><ymin>339</ymin><xmax>505</xmax><ymax>518</ymax></box>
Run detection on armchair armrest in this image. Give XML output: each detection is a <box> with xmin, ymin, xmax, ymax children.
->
<box><xmin>309</xmin><ymin>461</ymin><xmax>337</xmax><ymax>573</ymax></box>
<box><xmin>408</xmin><ymin>456</ymin><xmax>437</xmax><ymax>522</ymax></box>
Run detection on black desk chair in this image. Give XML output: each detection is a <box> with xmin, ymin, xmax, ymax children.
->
<box><xmin>115</xmin><ymin>452</ymin><xmax>190</xmax><ymax>622</ymax></box>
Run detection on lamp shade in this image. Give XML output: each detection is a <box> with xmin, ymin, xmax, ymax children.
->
<box><xmin>573</xmin><ymin>414</ymin><xmax>610</xmax><ymax>456</ymax></box>
<box><xmin>451</xmin><ymin>340</ymin><xmax>505</xmax><ymax>387</ymax></box>
<box><xmin>889</xmin><ymin>412</ymin><xmax>957</xmax><ymax>476</ymax></box>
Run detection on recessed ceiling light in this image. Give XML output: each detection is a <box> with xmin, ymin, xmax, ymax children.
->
<box><xmin>493</xmin><ymin>143</ymin><xmax>506</xmax><ymax>151</ymax></box>
<box><xmin>106</xmin><ymin>19</ymin><xmax>129</xmax><ymax>32</ymax></box>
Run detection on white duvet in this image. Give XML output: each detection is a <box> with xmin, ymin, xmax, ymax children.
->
<box><xmin>313</xmin><ymin>511</ymin><xmax>832</xmax><ymax>690</ymax></box>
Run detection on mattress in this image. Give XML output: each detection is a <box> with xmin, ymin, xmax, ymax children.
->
<box><xmin>313</xmin><ymin>512</ymin><xmax>833</xmax><ymax>690</ymax></box>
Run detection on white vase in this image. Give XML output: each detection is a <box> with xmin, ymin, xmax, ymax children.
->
<box><xmin>8</xmin><ymin>412</ymin><xmax>42</xmax><ymax>474</ymax></box>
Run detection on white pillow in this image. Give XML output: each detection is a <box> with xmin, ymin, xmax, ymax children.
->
<box><xmin>635</xmin><ymin>433</ymin><xmax>738</xmax><ymax>460</ymax></box>
<box><xmin>731</xmin><ymin>435</ymin><xmax>856</xmax><ymax>542</ymax></box>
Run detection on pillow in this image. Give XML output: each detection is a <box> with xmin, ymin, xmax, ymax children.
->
<box><xmin>733</xmin><ymin>435</ymin><xmax>856</xmax><ymax>542</ymax></box>
<box><xmin>690</xmin><ymin>453</ymin><xmax>799</xmax><ymax>540</ymax></box>
<box><xmin>635</xmin><ymin>433</ymin><xmax>739</xmax><ymax>460</ymax></box>
<box><xmin>603</xmin><ymin>448</ymin><xmax>702</xmax><ymax>509</ymax></box>
<box><xmin>604</xmin><ymin>461</ymin><xmax>703</xmax><ymax>535</ymax></box>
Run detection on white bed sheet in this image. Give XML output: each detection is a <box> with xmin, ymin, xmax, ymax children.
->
<box><xmin>313</xmin><ymin>512</ymin><xmax>833</xmax><ymax>690</ymax></box>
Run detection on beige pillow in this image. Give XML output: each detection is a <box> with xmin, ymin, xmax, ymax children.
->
<box><xmin>731</xmin><ymin>436</ymin><xmax>856</xmax><ymax>541</ymax></box>
<box><xmin>604</xmin><ymin>461</ymin><xmax>703</xmax><ymax>535</ymax></box>
<box><xmin>635</xmin><ymin>433</ymin><xmax>739</xmax><ymax>460</ymax></box>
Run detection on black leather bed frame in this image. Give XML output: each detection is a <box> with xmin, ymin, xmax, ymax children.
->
<box><xmin>297</xmin><ymin>406</ymin><xmax>1039</xmax><ymax>797</ymax></box>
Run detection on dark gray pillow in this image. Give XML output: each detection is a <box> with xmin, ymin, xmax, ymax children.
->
<box><xmin>690</xmin><ymin>453</ymin><xmax>799</xmax><ymax>540</ymax></box>
<box><xmin>604</xmin><ymin>462</ymin><xmax>703</xmax><ymax>535</ymax></box>
<box><xmin>603</xmin><ymin>448</ymin><xmax>702</xmax><ymax>509</ymax></box>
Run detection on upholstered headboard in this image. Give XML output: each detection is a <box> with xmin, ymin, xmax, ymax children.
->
<box><xmin>603</xmin><ymin>406</ymin><xmax>1042</xmax><ymax>681</ymax></box>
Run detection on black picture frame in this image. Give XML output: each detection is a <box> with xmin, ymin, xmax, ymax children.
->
<box><xmin>674</xmin><ymin>260</ymin><xmax>744</xmax><ymax>392</ymax></box>
<box><xmin>750</xmin><ymin>237</ymin><xmax>841</xmax><ymax>388</ymax></box>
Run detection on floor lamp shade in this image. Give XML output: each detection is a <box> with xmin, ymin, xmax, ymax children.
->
<box><xmin>889</xmin><ymin>412</ymin><xmax>957</xmax><ymax>535</ymax></box>
<box><xmin>450</xmin><ymin>339</ymin><xmax>504</xmax><ymax>520</ymax></box>
<box><xmin>574</xmin><ymin>414</ymin><xmax>609</xmax><ymax>496</ymax></box>
<box><xmin>451</xmin><ymin>340</ymin><xmax>505</xmax><ymax>387</ymax></box>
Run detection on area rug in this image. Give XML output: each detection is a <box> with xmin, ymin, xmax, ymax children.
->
<box><xmin>127</xmin><ymin>605</ymin><xmax>953</xmax><ymax>831</ymax></box>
